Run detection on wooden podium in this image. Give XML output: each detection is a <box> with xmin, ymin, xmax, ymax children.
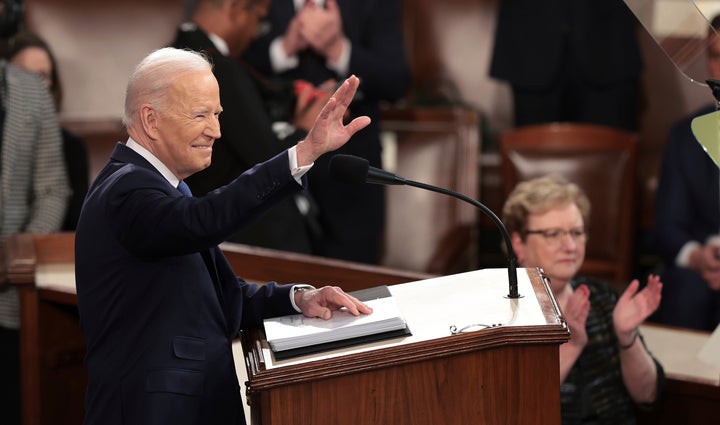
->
<box><xmin>242</xmin><ymin>268</ymin><xmax>570</xmax><ymax>425</ymax></box>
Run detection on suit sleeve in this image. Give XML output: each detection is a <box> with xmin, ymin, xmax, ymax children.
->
<box><xmin>106</xmin><ymin>152</ymin><xmax>302</xmax><ymax>258</ymax></box>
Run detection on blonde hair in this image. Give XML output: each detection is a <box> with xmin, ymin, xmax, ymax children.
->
<box><xmin>123</xmin><ymin>47</ymin><xmax>212</xmax><ymax>129</ymax></box>
<box><xmin>502</xmin><ymin>174</ymin><xmax>591</xmax><ymax>239</ymax></box>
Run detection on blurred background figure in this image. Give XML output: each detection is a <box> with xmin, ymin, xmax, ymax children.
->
<box><xmin>650</xmin><ymin>14</ymin><xmax>720</xmax><ymax>332</ymax></box>
<box><xmin>0</xmin><ymin>3</ymin><xmax>70</xmax><ymax>424</ymax></box>
<box><xmin>5</xmin><ymin>31</ymin><xmax>89</xmax><ymax>231</ymax></box>
<box><xmin>489</xmin><ymin>0</ymin><xmax>642</xmax><ymax>131</ymax></box>
<box><xmin>171</xmin><ymin>0</ymin><xmax>331</xmax><ymax>254</ymax></box>
<box><xmin>503</xmin><ymin>174</ymin><xmax>663</xmax><ymax>424</ymax></box>
<box><xmin>243</xmin><ymin>0</ymin><xmax>411</xmax><ymax>264</ymax></box>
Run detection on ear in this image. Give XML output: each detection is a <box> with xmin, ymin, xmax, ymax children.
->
<box><xmin>510</xmin><ymin>231</ymin><xmax>525</xmax><ymax>265</ymax></box>
<box><xmin>139</xmin><ymin>104</ymin><xmax>160</xmax><ymax>140</ymax></box>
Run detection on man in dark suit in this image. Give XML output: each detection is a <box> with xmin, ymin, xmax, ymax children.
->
<box><xmin>75</xmin><ymin>47</ymin><xmax>372</xmax><ymax>425</ymax></box>
<box><xmin>652</xmin><ymin>102</ymin><xmax>720</xmax><ymax>331</ymax></box>
<box><xmin>651</xmin><ymin>17</ymin><xmax>720</xmax><ymax>332</ymax></box>
<box><xmin>171</xmin><ymin>0</ymin><xmax>331</xmax><ymax>254</ymax></box>
<box><xmin>489</xmin><ymin>0</ymin><xmax>642</xmax><ymax>131</ymax></box>
<box><xmin>243</xmin><ymin>0</ymin><xmax>411</xmax><ymax>264</ymax></box>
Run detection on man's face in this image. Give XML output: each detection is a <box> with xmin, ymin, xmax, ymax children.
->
<box><xmin>513</xmin><ymin>203</ymin><xmax>586</xmax><ymax>291</ymax></box>
<box><xmin>229</xmin><ymin>0</ymin><xmax>270</xmax><ymax>56</ymax></box>
<box><xmin>152</xmin><ymin>70</ymin><xmax>222</xmax><ymax>180</ymax></box>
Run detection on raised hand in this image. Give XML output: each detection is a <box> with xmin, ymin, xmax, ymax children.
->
<box><xmin>612</xmin><ymin>274</ymin><xmax>663</xmax><ymax>341</ymax></box>
<box><xmin>295</xmin><ymin>75</ymin><xmax>370</xmax><ymax>166</ymax></box>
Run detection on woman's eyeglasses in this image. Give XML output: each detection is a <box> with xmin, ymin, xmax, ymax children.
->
<box><xmin>524</xmin><ymin>228</ymin><xmax>586</xmax><ymax>246</ymax></box>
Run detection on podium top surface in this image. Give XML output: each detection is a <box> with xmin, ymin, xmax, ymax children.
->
<box><xmin>251</xmin><ymin>268</ymin><xmax>567</xmax><ymax>372</ymax></box>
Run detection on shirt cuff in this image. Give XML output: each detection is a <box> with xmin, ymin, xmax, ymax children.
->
<box><xmin>288</xmin><ymin>145</ymin><xmax>313</xmax><ymax>184</ymax></box>
<box><xmin>290</xmin><ymin>284</ymin><xmax>316</xmax><ymax>312</ymax></box>
<box><xmin>676</xmin><ymin>241</ymin><xmax>701</xmax><ymax>267</ymax></box>
<box><xmin>270</xmin><ymin>37</ymin><xmax>299</xmax><ymax>73</ymax></box>
<box><xmin>326</xmin><ymin>38</ymin><xmax>351</xmax><ymax>76</ymax></box>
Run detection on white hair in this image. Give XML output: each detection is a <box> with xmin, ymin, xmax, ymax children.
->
<box><xmin>122</xmin><ymin>47</ymin><xmax>212</xmax><ymax>129</ymax></box>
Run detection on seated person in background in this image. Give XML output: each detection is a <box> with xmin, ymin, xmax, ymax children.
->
<box><xmin>171</xmin><ymin>0</ymin><xmax>332</xmax><ymax>255</ymax></box>
<box><xmin>502</xmin><ymin>174</ymin><xmax>664</xmax><ymax>425</ymax></box>
<box><xmin>650</xmin><ymin>14</ymin><xmax>720</xmax><ymax>332</ymax></box>
<box><xmin>75</xmin><ymin>47</ymin><xmax>372</xmax><ymax>425</ymax></box>
<box><xmin>5</xmin><ymin>31</ymin><xmax>89</xmax><ymax>230</ymax></box>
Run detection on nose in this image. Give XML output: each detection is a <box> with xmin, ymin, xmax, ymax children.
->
<box><xmin>207</xmin><ymin>115</ymin><xmax>221</xmax><ymax>139</ymax></box>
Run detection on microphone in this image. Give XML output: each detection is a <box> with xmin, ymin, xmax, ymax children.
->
<box><xmin>329</xmin><ymin>154</ymin><xmax>521</xmax><ymax>299</ymax></box>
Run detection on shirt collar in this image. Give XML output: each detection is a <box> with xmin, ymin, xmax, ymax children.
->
<box><xmin>125</xmin><ymin>138</ymin><xmax>180</xmax><ymax>188</ymax></box>
<box><xmin>180</xmin><ymin>21</ymin><xmax>229</xmax><ymax>56</ymax></box>
<box><xmin>207</xmin><ymin>32</ymin><xmax>229</xmax><ymax>56</ymax></box>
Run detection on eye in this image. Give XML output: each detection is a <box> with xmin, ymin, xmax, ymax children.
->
<box><xmin>570</xmin><ymin>230</ymin><xmax>584</xmax><ymax>238</ymax></box>
<box><xmin>545</xmin><ymin>230</ymin><xmax>561</xmax><ymax>239</ymax></box>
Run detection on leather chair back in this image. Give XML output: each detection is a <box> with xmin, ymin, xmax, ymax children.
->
<box><xmin>500</xmin><ymin>122</ymin><xmax>639</xmax><ymax>287</ymax></box>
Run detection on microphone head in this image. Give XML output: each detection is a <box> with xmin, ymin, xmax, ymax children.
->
<box><xmin>328</xmin><ymin>154</ymin><xmax>369</xmax><ymax>185</ymax></box>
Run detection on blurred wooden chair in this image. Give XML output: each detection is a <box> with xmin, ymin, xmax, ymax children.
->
<box><xmin>379</xmin><ymin>107</ymin><xmax>480</xmax><ymax>275</ymax></box>
<box><xmin>499</xmin><ymin>122</ymin><xmax>639</xmax><ymax>288</ymax></box>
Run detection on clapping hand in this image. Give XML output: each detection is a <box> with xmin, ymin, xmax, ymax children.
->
<box><xmin>565</xmin><ymin>284</ymin><xmax>591</xmax><ymax>348</ymax></box>
<box><xmin>612</xmin><ymin>274</ymin><xmax>662</xmax><ymax>342</ymax></box>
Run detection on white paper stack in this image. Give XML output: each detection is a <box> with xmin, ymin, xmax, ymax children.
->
<box><xmin>263</xmin><ymin>296</ymin><xmax>407</xmax><ymax>352</ymax></box>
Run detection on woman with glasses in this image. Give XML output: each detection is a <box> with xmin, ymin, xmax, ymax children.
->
<box><xmin>502</xmin><ymin>173</ymin><xmax>664</xmax><ymax>425</ymax></box>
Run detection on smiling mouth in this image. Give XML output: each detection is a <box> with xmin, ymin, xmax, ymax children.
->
<box><xmin>192</xmin><ymin>144</ymin><xmax>213</xmax><ymax>151</ymax></box>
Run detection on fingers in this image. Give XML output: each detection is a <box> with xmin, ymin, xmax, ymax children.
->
<box><xmin>566</xmin><ymin>284</ymin><xmax>590</xmax><ymax>324</ymax></box>
<box><xmin>324</xmin><ymin>287</ymin><xmax>373</xmax><ymax>316</ymax></box>
<box><xmin>335</xmin><ymin>75</ymin><xmax>359</xmax><ymax>107</ymax></box>
<box><xmin>345</xmin><ymin>116</ymin><xmax>372</xmax><ymax>134</ymax></box>
<box><xmin>318</xmin><ymin>76</ymin><xmax>364</xmax><ymax>125</ymax></box>
<box><xmin>618</xmin><ymin>279</ymin><xmax>640</xmax><ymax>304</ymax></box>
<box><xmin>304</xmin><ymin>286</ymin><xmax>374</xmax><ymax>320</ymax></box>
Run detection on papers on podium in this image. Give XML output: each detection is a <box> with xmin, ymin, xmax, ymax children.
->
<box><xmin>263</xmin><ymin>286</ymin><xmax>410</xmax><ymax>360</ymax></box>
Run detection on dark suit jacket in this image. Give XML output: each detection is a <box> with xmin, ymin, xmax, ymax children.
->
<box><xmin>75</xmin><ymin>143</ymin><xmax>301</xmax><ymax>425</ymax></box>
<box><xmin>171</xmin><ymin>26</ymin><xmax>314</xmax><ymax>255</ymax></box>
<box><xmin>490</xmin><ymin>0</ymin><xmax>641</xmax><ymax>90</ymax></box>
<box><xmin>652</xmin><ymin>104</ymin><xmax>720</xmax><ymax>262</ymax></box>
<box><xmin>243</xmin><ymin>0</ymin><xmax>411</xmax><ymax>263</ymax></box>
<box><xmin>61</xmin><ymin>127</ymin><xmax>89</xmax><ymax>231</ymax></box>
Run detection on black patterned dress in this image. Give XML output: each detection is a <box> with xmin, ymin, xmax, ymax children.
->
<box><xmin>560</xmin><ymin>277</ymin><xmax>665</xmax><ymax>425</ymax></box>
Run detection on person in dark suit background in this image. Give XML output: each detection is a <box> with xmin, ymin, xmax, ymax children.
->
<box><xmin>489</xmin><ymin>0</ymin><xmax>642</xmax><ymax>131</ymax></box>
<box><xmin>651</xmin><ymin>15</ymin><xmax>720</xmax><ymax>332</ymax></box>
<box><xmin>243</xmin><ymin>0</ymin><xmax>411</xmax><ymax>264</ymax></box>
<box><xmin>75</xmin><ymin>47</ymin><xmax>372</xmax><ymax>425</ymax></box>
<box><xmin>171</xmin><ymin>0</ymin><xmax>332</xmax><ymax>254</ymax></box>
<box><xmin>5</xmin><ymin>30</ymin><xmax>89</xmax><ymax>231</ymax></box>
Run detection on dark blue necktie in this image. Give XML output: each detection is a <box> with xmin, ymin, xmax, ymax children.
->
<box><xmin>177</xmin><ymin>180</ymin><xmax>193</xmax><ymax>197</ymax></box>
